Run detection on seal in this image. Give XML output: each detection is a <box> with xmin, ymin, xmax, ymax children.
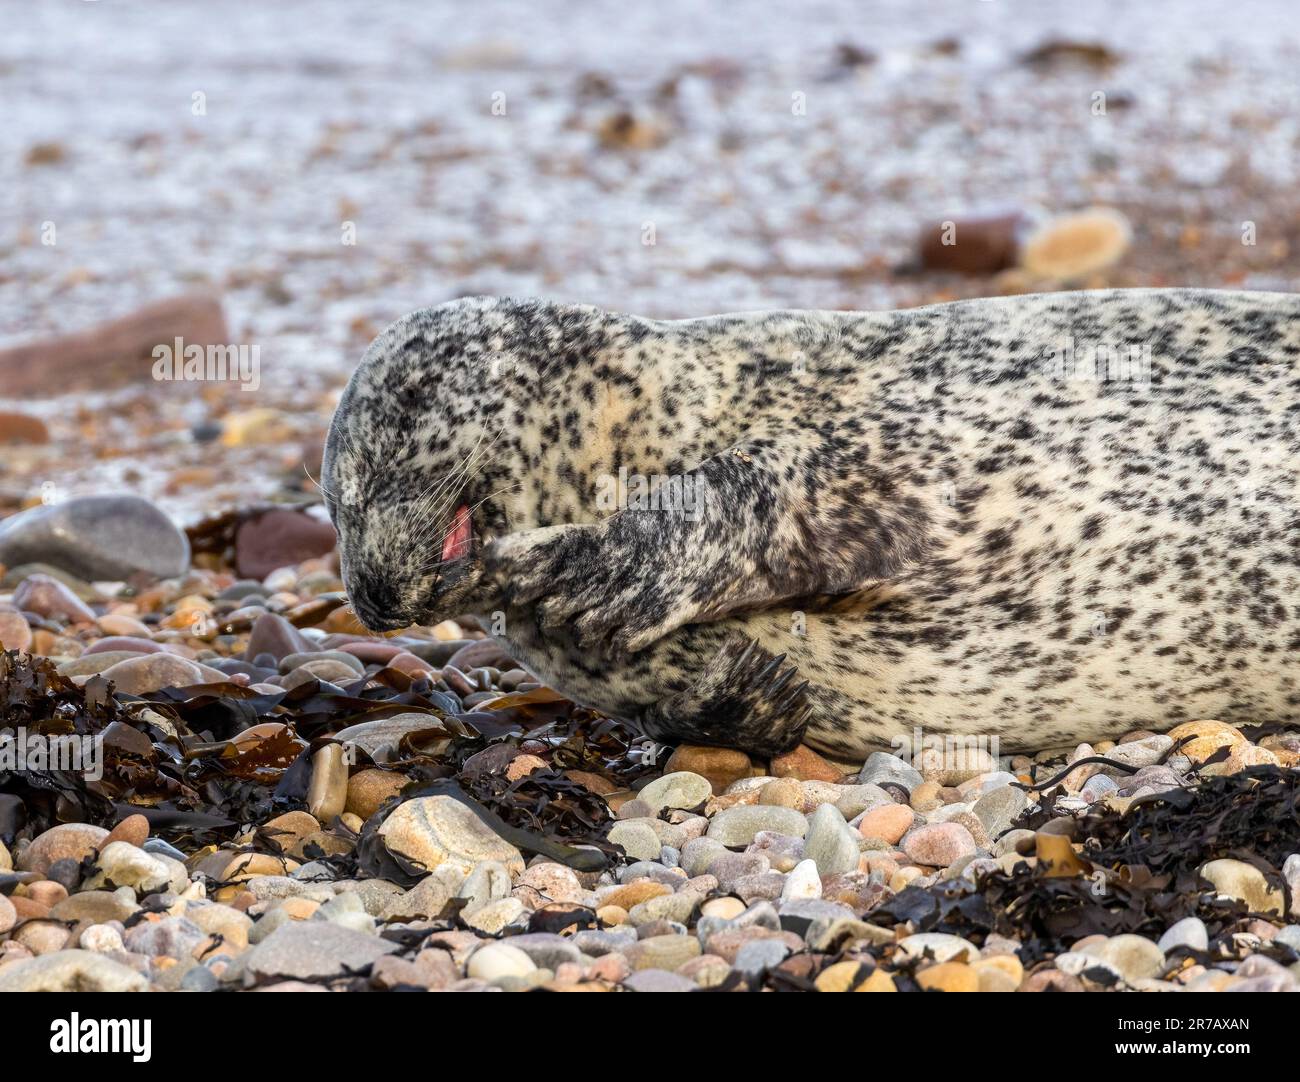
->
<box><xmin>323</xmin><ymin>289</ymin><xmax>1300</xmax><ymax>758</ymax></box>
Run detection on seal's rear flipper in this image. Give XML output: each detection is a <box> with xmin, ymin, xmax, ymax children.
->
<box><xmin>638</xmin><ymin>636</ymin><xmax>811</xmax><ymax>758</ymax></box>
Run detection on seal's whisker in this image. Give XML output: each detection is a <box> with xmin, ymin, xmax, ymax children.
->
<box><xmin>407</xmin><ymin>426</ymin><xmax>505</xmax><ymax>550</ymax></box>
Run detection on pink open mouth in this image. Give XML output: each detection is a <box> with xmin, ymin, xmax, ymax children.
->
<box><xmin>441</xmin><ymin>503</ymin><xmax>473</xmax><ymax>562</ymax></box>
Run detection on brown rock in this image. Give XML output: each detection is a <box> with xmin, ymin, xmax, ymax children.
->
<box><xmin>770</xmin><ymin>744</ymin><xmax>845</xmax><ymax>782</ymax></box>
<box><xmin>10</xmin><ymin>896</ymin><xmax>51</xmax><ymax>921</ymax></box>
<box><xmin>307</xmin><ymin>744</ymin><xmax>348</xmax><ymax>825</ymax></box>
<box><xmin>505</xmin><ymin>754</ymin><xmax>548</xmax><ymax>782</ymax></box>
<box><xmin>565</xmin><ymin>770</ymin><xmax>617</xmax><ymax>795</ymax></box>
<box><xmin>17</xmin><ymin>824</ymin><xmax>109</xmax><ymax>877</ymax></box>
<box><xmin>916</xmin><ymin>961</ymin><xmax>979</xmax><ymax>992</ymax></box>
<box><xmin>98</xmin><ymin>654</ymin><xmax>206</xmax><ymax>695</ymax></box>
<box><xmin>15</xmin><ymin>923</ymin><xmax>70</xmax><ymax>955</ymax></box>
<box><xmin>0</xmin><ymin>293</ymin><xmax>229</xmax><ymax>395</ymax></box>
<box><xmin>22</xmin><ymin>881</ymin><xmax>68</xmax><ymax>908</ymax></box>
<box><xmin>1019</xmin><ymin>968</ymin><xmax>1085</xmax><ymax>992</ymax></box>
<box><xmin>0</xmin><ymin>412</ymin><xmax>50</xmax><ymax>445</ymax></box>
<box><xmin>602</xmin><ymin>880</ymin><xmax>672</xmax><ymax>911</ymax></box>
<box><xmin>0</xmin><ymin>611</ymin><xmax>32</xmax><ymax>652</ymax></box>
<box><xmin>918</xmin><ymin>212</ymin><xmax>1025</xmax><ymax>275</ymax></box>
<box><xmin>663</xmin><ymin>745</ymin><xmax>754</xmax><ymax>795</ymax></box>
<box><xmin>13</xmin><ymin>574</ymin><xmax>96</xmax><ymax>624</ymax></box>
<box><xmin>104</xmin><ymin>814</ymin><xmax>149</xmax><ymax>850</ymax></box>
<box><xmin>259</xmin><ymin>811</ymin><xmax>321</xmax><ymax>853</ymax></box>
<box><xmin>235</xmin><ymin>509</ymin><xmax>337</xmax><ymax>580</ymax></box>
<box><xmin>345</xmin><ymin>769</ymin><xmax>408</xmax><ymax>821</ymax></box>
<box><xmin>858</xmin><ymin>803</ymin><xmax>914</xmax><ymax>845</ymax></box>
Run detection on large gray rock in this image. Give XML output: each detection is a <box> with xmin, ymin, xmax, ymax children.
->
<box><xmin>0</xmin><ymin>495</ymin><xmax>189</xmax><ymax>581</ymax></box>
<box><xmin>243</xmin><ymin>921</ymin><xmax>397</xmax><ymax>982</ymax></box>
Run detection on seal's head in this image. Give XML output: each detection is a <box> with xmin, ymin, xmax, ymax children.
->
<box><xmin>323</xmin><ymin>297</ymin><xmax>529</xmax><ymax>631</ymax></box>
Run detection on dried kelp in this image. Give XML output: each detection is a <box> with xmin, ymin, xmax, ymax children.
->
<box><xmin>862</xmin><ymin>766</ymin><xmax>1300</xmax><ymax>966</ymax></box>
<box><xmin>0</xmin><ymin>648</ymin><xmax>647</xmax><ymax>871</ymax></box>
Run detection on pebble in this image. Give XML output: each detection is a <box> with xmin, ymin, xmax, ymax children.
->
<box><xmin>98</xmin><ymin>654</ymin><xmax>210</xmax><ymax>695</ymax></box>
<box><xmin>82</xmin><ymin>842</ymin><xmax>175</xmax><ymax>894</ymax></box>
<box><xmin>706</xmin><ymin>806</ymin><xmax>808</xmax><ymax>846</ymax></box>
<box><xmin>857</xmin><ymin>752</ymin><xmax>923</xmax><ymax>792</ymax></box>
<box><xmin>0</xmin><ymin>610</ymin><xmax>32</xmax><ymax>651</ymax></box>
<box><xmin>803</xmin><ymin>804</ymin><xmax>860</xmax><ymax>875</ymax></box>
<box><xmin>283</xmin><ymin>659</ymin><xmax>361</xmax><ymax>689</ymax></box>
<box><xmin>901</xmin><ymin>822</ymin><xmax>978</xmax><ymax>868</ymax></box>
<box><xmin>732</xmin><ymin>937</ymin><xmax>790</xmax><ymax>977</ymax></box>
<box><xmin>972</xmin><ymin>785</ymin><xmax>1028</xmax><ymax>837</ymax></box>
<box><xmin>465</xmin><ymin>897</ymin><xmax>528</xmax><ymax>934</ymax></box>
<box><xmin>1070</xmin><ymin>934</ymin><xmax>1166</xmax><ymax>983</ymax></box>
<box><xmin>17</xmin><ymin>823</ymin><xmax>109</xmax><ymax>877</ymax></box>
<box><xmin>857</xmin><ymin>802</ymin><xmax>914</xmax><ymax>844</ymax></box>
<box><xmin>1165</xmin><ymin>719</ymin><xmax>1245</xmax><ymax>764</ymax></box>
<box><xmin>622</xmin><ymin>969</ymin><xmax>697</xmax><ymax>992</ymax></box>
<box><xmin>1200</xmin><ymin>858</ymin><xmax>1285</xmax><ymax>916</ymax></box>
<box><xmin>184</xmin><ymin>902</ymin><xmax>253</xmax><ymax>951</ymax></box>
<box><xmin>377</xmin><ymin>796</ymin><xmax>525</xmax><ymax>878</ymax></box>
<box><xmin>333</xmin><ymin>713</ymin><xmax>447</xmax><ymax>762</ymax></box>
<box><xmin>244</xmin><ymin>922</ymin><xmax>397</xmax><ymax>981</ymax></box>
<box><xmin>85</xmin><ymin>634</ymin><xmax>166</xmax><ymax>660</ymax></box>
<box><xmin>1157</xmin><ymin>916</ymin><xmax>1209</xmax><ymax>954</ymax></box>
<box><xmin>781</xmin><ymin>859</ymin><xmax>823</xmax><ymax>901</ymax></box>
<box><xmin>466</xmin><ymin>942</ymin><xmax>536</xmax><ymax>982</ymax></box>
<box><xmin>769</xmin><ymin>744</ymin><xmax>844</xmax><ymax>782</ymax></box>
<box><xmin>0</xmin><ymin>495</ymin><xmax>190</xmax><ymax>581</ymax></box>
<box><xmin>457</xmin><ymin>860</ymin><xmax>513</xmax><ymax>916</ymax></box>
<box><xmin>124</xmin><ymin>916</ymin><xmax>207</xmax><ymax>958</ymax></box>
<box><xmin>916</xmin><ymin>961</ymin><xmax>979</xmax><ymax>992</ymax></box>
<box><xmin>815</xmin><ymin>960</ymin><xmax>893</xmax><ymax>992</ymax></box>
<box><xmin>608</xmin><ymin>821</ymin><xmax>663</xmax><ymax>862</ymax></box>
<box><xmin>0</xmin><ymin>949</ymin><xmax>150</xmax><ymax>992</ymax></box>
<box><xmin>307</xmin><ymin>744</ymin><xmax>348</xmax><ymax>824</ymax></box>
<box><xmin>12</xmin><ymin>573</ymin><xmax>96</xmax><ymax>623</ymax></box>
<box><xmin>898</xmin><ymin>932</ymin><xmax>980</xmax><ymax>963</ymax></box>
<box><xmin>624</xmin><ymin>934</ymin><xmax>702</xmax><ymax>972</ymax></box>
<box><xmin>49</xmin><ymin>890</ymin><xmax>138</xmax><ymax>925</ymax></box>
<box><xmin>79</xmin><ymin>925</ymin><xmax>125</xmax><ymax>953</ymax></box>
<box><xmin>1285</xmin><ymin>854</ymin><xmax>1300</xmax><ymax>917</ymax></box>
<box><xmin>234</xmin><ymin>508</ymin><xmax>337</xmax><ymax>580</ymax></box>
<box><xmin>662</xmin><ymin>745</ymin><xmax>754</xmax><ymax>794</ymax></box>
<box><xmin>517</xmin><ymin>862</ymin><xmax>585</xmax><ymax>904</ymax></box>
<box><xmin>243</xmin><ymin>612</ymin><xmax>314</xmax><ymax>664</ymax></box>
<box><xmin>637</xmin><ymin>771</ymin><xmax>712</xmax><ymax>813</ymax></box>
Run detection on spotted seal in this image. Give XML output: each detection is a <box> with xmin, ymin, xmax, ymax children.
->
<box><xmin>322</xmin><ymin>289</ymin><xmax>1300</xmax><ymax>758</ymax></box>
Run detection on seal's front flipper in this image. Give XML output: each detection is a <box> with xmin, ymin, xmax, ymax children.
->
<box><xmin>638</xmin><ymin>636</ymin><xmax>812</xmax><ymax>758</ymax></box>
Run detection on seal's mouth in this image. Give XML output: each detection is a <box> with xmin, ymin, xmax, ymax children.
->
<box><xmin>441</xmin><ymin>503</ymin><xmax>473</xmax><ymax>563</ymax></box>
<box><xmin>410</xmin><ymin>501</ymin><xmax>488</xmax><ymax>624</ymax></box>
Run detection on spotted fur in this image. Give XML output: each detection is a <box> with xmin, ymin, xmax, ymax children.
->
<box><xmin>324</xmin><ymin>289</ymin><xmax>1300</xmax><ymax>757</ymax></box>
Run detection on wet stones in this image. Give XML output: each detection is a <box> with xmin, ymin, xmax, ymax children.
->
<box><xmin>0</xmin><ymin>495</ymin><xmax>189</xmax><ymax>581</ymax></box>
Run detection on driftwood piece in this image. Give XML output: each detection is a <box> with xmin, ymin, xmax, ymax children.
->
<box><xmin>0</xmin><ymin>293</ymin><xmax>230</xmax><ymax>395</ymax></box>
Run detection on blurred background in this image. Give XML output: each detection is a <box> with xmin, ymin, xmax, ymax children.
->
<box><xmin>3</xmin><ymin>0</ymin><xmax>1299</xmax><ymax>525</ymax></box>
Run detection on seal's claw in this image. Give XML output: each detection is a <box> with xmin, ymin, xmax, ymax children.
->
<box><xmin>638</xmin><ymin>634</ymin><xmax>811</xmax><ymax>757</ymax></box>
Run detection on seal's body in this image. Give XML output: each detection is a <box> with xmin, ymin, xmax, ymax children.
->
<box><xmin>324</xmin><ymin>289</ymin><xmax>1300</xmax><ymax>757</ymax></box>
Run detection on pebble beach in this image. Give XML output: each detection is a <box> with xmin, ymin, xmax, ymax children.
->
<box><xmin>1</xmin><ymin>507</ymin><xmax>1299</xmax><ymax>993</ymax></box>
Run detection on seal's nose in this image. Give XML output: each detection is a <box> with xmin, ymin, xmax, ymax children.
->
<box><xmin>347</xmin><ymin>575</ymin><xmax>404</xmax><ymax>631</ymax></box>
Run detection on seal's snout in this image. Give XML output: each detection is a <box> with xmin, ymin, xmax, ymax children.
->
<box><xmin>346</xmin><ymin>573</ymin><xmax>407</xmax><ymax>632</ymax></box>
